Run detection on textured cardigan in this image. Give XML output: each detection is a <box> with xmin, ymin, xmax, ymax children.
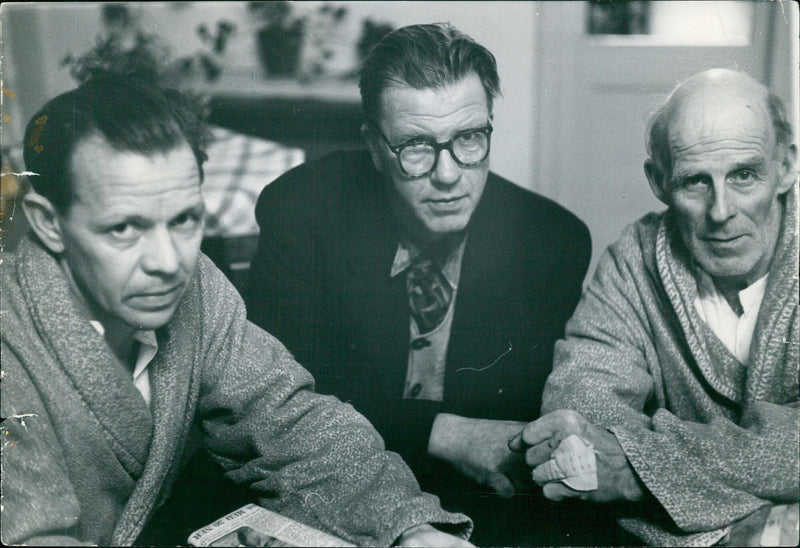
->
<box><xmin>0</xmin><ymin>235</ymin><xmax>470</xmax><ymax>546</ymax></box>
<box><xmin>542</xmin><ymin>188</ymin><xmax>799</xmax><ymax>546</ymax></box>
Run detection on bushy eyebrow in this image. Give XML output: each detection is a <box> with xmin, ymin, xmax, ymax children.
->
<box><xmin>394</xmin><ymin>122</ymin><xmax>491</xmax><ymax>145</ymax></box>
<box><xmin>671</xmin><ymin>154</ymin><xmax>769</xmax><ymax>179</ymax></box>
<box><xmin>729</xmin><ymin>158</ymin><xmax>769</xmax><ymax>173</ymax></box>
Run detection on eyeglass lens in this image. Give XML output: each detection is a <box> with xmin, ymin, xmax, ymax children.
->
<box><xmin>400</xmin><ymin>130</ymin><xmax>490</xmax><ymax>176</ymax></box>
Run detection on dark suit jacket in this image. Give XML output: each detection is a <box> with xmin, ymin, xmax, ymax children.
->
<box><xmin>245</xmin><ymin>150</ymin><xmax>591</xmax><ymax>495</ymax></box>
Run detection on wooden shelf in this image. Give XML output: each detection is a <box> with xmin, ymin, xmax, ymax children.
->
<box><xmin>200</xmin><ymin>70</ymin><xmax>366</xmax><ymax>162</ymax></box>
<box><xmin>190</xmin><ymin>69</ymin><xmax>361</xmax><ymax>103</ymax></box>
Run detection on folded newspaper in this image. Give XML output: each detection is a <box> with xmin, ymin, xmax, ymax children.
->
<box><xmin>188</xmin><ymin>503</ymin><xmax>356</xmax><ymax>547</ymax></box>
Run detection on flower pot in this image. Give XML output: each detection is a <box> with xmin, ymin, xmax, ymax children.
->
<box><xmin>255</xmin><ymin>21</ymin><xmax>304</xmax><ymax>77</ymax></box>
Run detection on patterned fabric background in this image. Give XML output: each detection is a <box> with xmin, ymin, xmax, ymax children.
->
<box><xmin>202</xmin><ymin>126</ymin><xmax>305</xmax><ymax>237</ymax></box>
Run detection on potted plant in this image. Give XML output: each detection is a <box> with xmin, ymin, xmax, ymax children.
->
<box><xmin>61</xmin><ymin>4</ymin><xmax>236</xmax><ymax>87</ymax></box>
<box><xmin>249</xmin><ymin>1</ymin><xmax>305</xmax><ymax>77</ymax></box>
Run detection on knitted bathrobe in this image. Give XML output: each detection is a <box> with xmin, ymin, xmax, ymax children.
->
<box><xmin>543</xmin><ymin>188</ymin><xmax>799</xmax><ymax>546</ymax></box>
<box><xmin>0</xmin><ymin>235</ymin><xmax>470</xmax><ymax>546</ymax></box>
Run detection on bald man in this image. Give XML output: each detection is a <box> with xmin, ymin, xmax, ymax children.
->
<box><xmin>509</xmin><ymin>69</ymin><xmax>799</xmax><ymax>545</ymax></box>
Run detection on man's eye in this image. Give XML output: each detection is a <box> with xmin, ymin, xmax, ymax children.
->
<box><xmin>455</xmin><ymin>131</ymin><xmax>484</xmax><ymax>150</ymax></box>
<box><xmin>681</xmin><ymin>174</ymin><xmax>709</xmax><ymax>188</ymax></box>
<box><xmin>109</xmin><ymin>223</ymin><xmax>139</xmax><ymax>239</ymax></box>
<box><xmin>400</xmin><ymin>143</ymin><xmax>434</xmax><ymax>162</ymax></box>
<box><xmin>729</xmin><ymin>169</ymin><xmax>757</xmax><ymax>184</ymax></box>
<box><xmin>172</xmin><ymin>212</ymin><xmax>200</xmax><ymax>230</ymax></box>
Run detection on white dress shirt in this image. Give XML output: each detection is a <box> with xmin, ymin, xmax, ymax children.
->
<box><xmin>693</xmin><ymin>271</ymin><xmax>768</xmax><ymax>365</ymax></box>
<box><xmin>89</xmin><ymin>320</ymin><xmax>158</xmax><ymax>407</ymax></box>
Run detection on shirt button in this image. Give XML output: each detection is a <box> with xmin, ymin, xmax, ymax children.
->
<box><xmin>411</xmin><ymin>338</ymin><xmax>431</xmax><ymax>350</ymax></box>
<box><xmin>410</xmin><ymin>383</ymin><xmax>422</xmax><ymax>397</ymax></box>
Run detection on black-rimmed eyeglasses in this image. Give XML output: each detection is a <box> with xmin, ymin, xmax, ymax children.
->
<box><xmin>373</xmin><ymin>123</ymin><xmax>493</xmax><ymax>178</ymax></box>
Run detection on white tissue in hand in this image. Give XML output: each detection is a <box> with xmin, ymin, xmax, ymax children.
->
<box><xmin>532</xmin><ymin>434</ymin><xmax>598</xmax><ymax>491</ymax></box>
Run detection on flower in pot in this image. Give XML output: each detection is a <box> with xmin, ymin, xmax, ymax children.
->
<box><xmin>249</xmin><ymin>1</ymin><xmax>305</xmax><ymax>77</ymax></box>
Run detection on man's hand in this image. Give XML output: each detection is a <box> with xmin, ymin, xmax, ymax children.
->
<box><xmin>428</xmin><ymin>413</ymin><xmax>532</xmax><ymax>497</ymax></box>
<box><xmin>508</xmin><ymin>409</ymin><xmax>645</xmax><ymax>503</ymax></box>
<box><xmin>395</xmin><ymin>524</ymin><xmax>474</xmax><ymax>547</ymax></box>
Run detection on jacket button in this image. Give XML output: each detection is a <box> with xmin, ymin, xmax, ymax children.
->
<box><xmin>410</xmin><ymin>383</ymin><xmax>422</xmax><ymax>397</ymax></box>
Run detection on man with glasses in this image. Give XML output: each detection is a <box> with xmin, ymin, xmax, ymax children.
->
<box><xmin>244</xmin><ymin>23</ymin><xmax>591</xmax><ymax>544</ymax></box>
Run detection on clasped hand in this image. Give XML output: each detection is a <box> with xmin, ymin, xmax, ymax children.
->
<box><xmin>428</xmin><ymin>414</ymin><xmax>532</xmax><ymax>497</ymax></box>
<box><xmin>508</xmin><ymin>409</ymin><xmax>645</xmax><ymax>503</ymax></box>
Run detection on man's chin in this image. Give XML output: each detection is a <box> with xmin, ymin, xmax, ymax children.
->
<box><xmin>422</xmin><ymin>218</ymin><xmax>471</xmax><ymax>239</ymax></box>
<box><xmin>123</xmin><ymin>308</ymin><xmax>178</xmax><ymax>332</ymax></box>
<box><xmin>695</xmin><ymin>256</ymin><xmax>759</xmax><ymax>282</ymax></box>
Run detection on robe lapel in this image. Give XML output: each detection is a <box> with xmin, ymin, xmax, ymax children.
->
<box><xmin>656</xmin><ymin>217</ymin><xmax>748</xmax><ymax>404</ymax></box>
<box><xmin>656</xmin><ymin>192</ymin><xmax>799</xmax><ymax>407</ymax></box>
<box><xmin>18</xmin><ymin>237</ymin><xmax>153</xmax><ymax>478</ymax></box>
<box><xmin>112</xmin><ymin>277</ymin><xmax>204</xmax><ymax>544</ymax></box>
<box><xmin>744</xmin><ymin>188</ymin><xmax>799</xmax><ymax>402</ymax></box>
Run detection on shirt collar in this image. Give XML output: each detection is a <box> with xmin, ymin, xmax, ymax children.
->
<box><xmin>694</xmin><ymin>267</ymin><xmax>769</xmax><ymax>316</ymax></box>
<box><xmin>131</xmin><ymin>330</ymin><xmax>158</xmax><ymax>382</ymax></box>
<box><xmin>390</xmin><ymin>235</ymin><xmax>468</xmax><ymax>289</ymax></box>
<box><xmin>88</xmin><ymin>320</ymin><xmax>158</xmax><ymax>370</ymax></box>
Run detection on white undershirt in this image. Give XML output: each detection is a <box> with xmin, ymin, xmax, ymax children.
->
<box><xmin>693</xmin><ymin>271</ymin><xmax>768</xmax><ymax>365</ymax></box>
<box><xmin>89</xmin><ymin>320</ymin><xmax>157</xmax><ymax>407</ymax></box>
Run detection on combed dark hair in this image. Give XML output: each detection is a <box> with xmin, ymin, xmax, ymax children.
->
<box><xmin>645</xmin><ymin>70</ymin><xmax>794</xmax><ymax>176</ymax></box>
<box><xmin>23</xmin><ymin>74</ymin><xmax>208</xmax><ymax>213</ymax></box>
<box><xmin>358</xmin><ymin>23</ymin><xmax>500</xmax><ymax>124</ymax></box>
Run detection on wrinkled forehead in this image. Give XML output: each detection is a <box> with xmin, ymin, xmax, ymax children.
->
<box><xmin>668</xmin><ymin>83</ymin><xmax>775</xmax><ymax>153</ymax></box>
<box><xmin>68</xmin><ymin>132</ymin><xmax>201</xmax><ymax>201</ymax></box>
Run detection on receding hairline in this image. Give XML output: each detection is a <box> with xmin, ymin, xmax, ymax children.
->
<box><xmin>646</xmin><ymin>69</ymin><xmax>788</xmax><ymax>172</ymax></box>
<box><xmin>672</xmin><ymin>70</ymin><xmax>769</xmax><ymax>118</ymax></box>
<box><xmin>63</xmin><ymin>129</ymin><xmax>200</xmax><ymax>208</ymax></box>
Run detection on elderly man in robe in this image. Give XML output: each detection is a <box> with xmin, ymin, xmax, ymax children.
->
<box><xmin>511</xmin><ymin>69</ymin><xmax>799</xmax><ymax>546</ymax></box>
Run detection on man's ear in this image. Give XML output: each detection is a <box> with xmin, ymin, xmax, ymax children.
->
<box><xmin>360</xmin><ymin>123</ymin><xmax>384</xmax><ymax>173</ymax></box>
<box><xmin>22</xmin><ymin>190</ymin><xmax>66</xmax><ymax>254</ymax></box>
<box><xmin>644</xmin><ymin>159</ymin><xmax>669</xmax><ymax>205</ymax></box>
<box><xmin>777</xmin><ymin>143</ymin><xmax>798</xmax><ymax>194</ymax></box>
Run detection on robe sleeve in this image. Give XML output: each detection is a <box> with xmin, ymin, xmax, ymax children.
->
<box><xmin>542</xmin><ymin>235</ymin><xmax>799</xmax><ymax>546</ymax></box>
<box><xmin>0</xmin><ymin>346</ymin><xmax>88</xmax><ymax>546</ymax></box>
<box><xmin>193</xmin><ymin>258</ymin><xmax>471</xmax><ymax>546</ymax></box>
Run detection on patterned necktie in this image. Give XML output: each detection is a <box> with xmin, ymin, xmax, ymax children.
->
<box><xmin>406</xmin><ymin>256</ymin><xmax>453</xmax><ymax>333</ymax></box>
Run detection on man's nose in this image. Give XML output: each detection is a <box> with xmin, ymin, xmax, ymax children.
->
<box><xmin>430</xmin><ymin>148</ymin><xmax>461</xmax><ymax>185</ymax></box>
<box><xmin>141</xmin><ymin>227</ymin><xmax>180</xmax><ymax>275</ymax></box>
<box><xmin>708</xmin><ymin>180</ymin><xmax>736</xmax><ymax>223</ymax></box>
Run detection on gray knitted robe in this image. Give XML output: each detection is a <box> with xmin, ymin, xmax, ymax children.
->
<box><xmin>543</xmin><ymin>188</ymin><xmax>799</xmax><ymax>546</ymax></box>
<box><xmin>0</xmin><ymin>235</ymin><xmax>470</xmax><ymax>546</ymax></box>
